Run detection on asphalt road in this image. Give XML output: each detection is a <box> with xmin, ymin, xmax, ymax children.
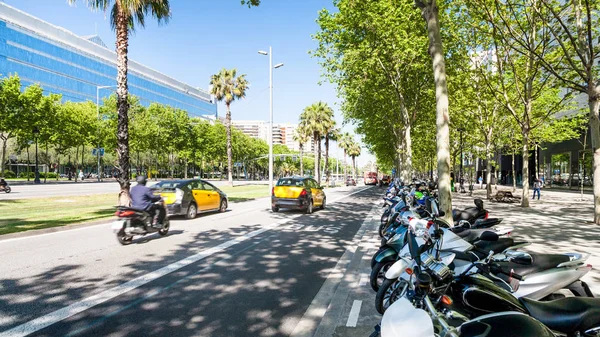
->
<box><xmin>0</xmin><ymin>180</ymin><xmax>270</xmax><ymax>200</ymax></box>
<box><xmin>0</xmin><ymin>185</ymin><xmax>378</xmax><ymax>337</ymax></box>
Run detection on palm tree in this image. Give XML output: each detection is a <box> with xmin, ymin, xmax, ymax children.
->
<box><xmin>293</xmin><ymin>125</ymin><xmax>310</xmax><ymax>176</ymax></box>
<box><xmin>299</xmin><ymin>101</ymin><xmax>332</xmax><ymax>185</ymax></box>
<box><xmin>210</xmin><ymin>68</ymin><xmax>249</xmax><ymax>187</ymax></box>
<box><xmin>338</xmin><ymin>132</ymin><xmax>352</xmax><ymax>179</ymax></box>
<box><xmin>348</xmin><ymin>141</ymin><xmax>361</xmax><ymax>181</ymax></box>
<box><xmin>323</xmin><ymin>123</ymin><xmax>338</xmax><ymax>185</ymax></box>
<box><xmin>70</xmin><ymin>0</ymin><xmax>170</xmax><ymax>206</ymax></box>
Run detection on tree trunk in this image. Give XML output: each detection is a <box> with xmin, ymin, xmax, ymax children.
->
<box><xmin>26</xmin><ymin>145</ymin><xmax>30</xmax><ymax>182</ymax></box>
<box><xmin>299</xmin><ymin>144</ymin><xmax>304</xmax><ymax>176</ymax></box>
<box><xmin>44</xmin><ymin>143</ymin><xmax>48</xmax><ymax>183</ymax></box>
<box><xmin>115</xmin><ymin>6</ymin><xmax>131</xmax><ymax>206</ymax></box>
<box><xmin>486</xmin><ymin>145</ymin><xmax>492</xmax><ymax>199</ymax></box>
<box><xmin>588</xmin><ymin>90</ymin><xmax>600</xmax><ymax>223</ymax></box>
<box><xmin>0</xmin><ymin>137</ymin><xmax>6</xmax><ymax>177</ymax></box>
<box><xmin>314</xmin><ymin>132</ymin><xmax>321</xmax><ymax>185</ymax></box>
<box><xmin>582</xmin><ymin>127</ymin><xmax>588</xmax><ymax>201</ymax></box>
<box><xmin>56</xmin><ymin>155</ymin><xmax>60</xmax><ymax>181</ymax></box>
<box><xmin>225</xmin><ymin>103</ymin><xmax>234</xmax><ymax>187</ymax></box>
<box><xmin>534</xmin><ymin>143</ymin><xmax>538</xmax><ymax>180</ymax></box>
<box><xmin>521</xmin><ymin>129</ymin><xmax>530</xmax><ymax>207</ymax></box>
<box><xmin>404</xmin><ymin>124</ymin><xmax>413</xmax><ymax>179</ymax></box>
<box><xmin>417</xmin><ymin>0</ymin><xmax>453</xmax><ymax>223</ymax></box>
<box><xmin>343</xmin><ymin>151</ymin><xmax>347</xmax><ymax>179</ymax></box>
<box><xmin>512</xmin><ymin>149</ymin><xmax>516</xmax><ymax>192</ymax></box>
<box><xmin>325</xmin><ymin>135</ymin><xmax>330</xmax><ymax>184</ymax></box>
<box><xmin>184</xmin><ymin>160</ymin><xmax>188</xmax><ymax>179</ymax></box>
<box><xmin>75</xmin><ymin>146</ymin><xmax>79</xmax><ymax>183</ymax></box>
<box><xmin>352</xmin><ymin>156</ymin><xmax>356</xmax><ymax>180</ymax></box>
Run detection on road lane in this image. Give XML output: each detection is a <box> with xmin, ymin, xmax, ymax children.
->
<box><xmin>0</xmin><ymin>186</ymin><xmax>378</xmax><ymax>337</ymax></box>
<box><xmin>0</xmin><ymin>180</ymin><xmax>269</xmax><ymax>200</ymax></box>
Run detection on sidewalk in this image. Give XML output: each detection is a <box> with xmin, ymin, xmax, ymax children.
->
<box><xmin>314</xmin><ymin>187</ymin><xmax>600</xmax><ymax>337</ymax></box>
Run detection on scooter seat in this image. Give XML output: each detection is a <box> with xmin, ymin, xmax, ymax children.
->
<box><xmin>520</xmin><ymin>297</ymin><xmax>600</xmax><ymax>335</ymax></box>
<box><xmin>452</xmin><ymin>207</ymin><xmax>481</xmax><ymax>222</ymax></box>
<box><xmin>497</xmin><ymin>254</ymin><xmax>571</xmax><ymax>276</ymax></box>
<box><xmin>473</xmin><ymin>237</ymin><xmax>515</xmax><ymax>254</ymax></box>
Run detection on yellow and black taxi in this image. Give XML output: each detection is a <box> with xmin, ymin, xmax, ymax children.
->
<box><xmin>271</xmin><ymin>176</ymin><xmax>326</xmax><ymax>214</ymax></box>
<box><xmin>150</xmin><ymin>179</ymin><xmax>228</xmax><ymax>219</ymax></box>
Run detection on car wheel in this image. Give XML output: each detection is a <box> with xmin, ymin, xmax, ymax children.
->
<box><xmin>186</xmin><ymin>203</ymin><xmax>198</xmax><ymax>219</ymax></box>
<box><xmin>320</xmin><ymin>197</ymin><xmax>326</xmax><ymax>210</ymax></box>
<box><xmin>305</xmin><ymin>200</ymin><xmax>313</xmax><ymax>214</ymax></box>
<box><xmin>219</xmin><ymin>199</ymin><xmax>227</xmax><ymax>213</ymax></box>
<box><xmin>271</xmin><ymin>206</ymin><xmax>279</xmax><ymax>213</ymax></box>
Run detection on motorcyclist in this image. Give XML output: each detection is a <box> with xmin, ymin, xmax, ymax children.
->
<box><xmin>130</xmin><ymin>175</ymin><xmax>165</xmax><ymax>226</ymax></box>
<box><xmin>0</xmin><ymin>178</ymin><xmax>7</xmax><ymax>191</ymax></box>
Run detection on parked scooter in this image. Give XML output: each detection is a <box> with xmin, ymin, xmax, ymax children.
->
<box><xmin>112</xmin><ymin>200</ymin><xmax>170</xmax><ymax>245</ymax></box>
<box><xmin>376</xmin><ymin>206</ymin><xmax>598</xmax><ymax>334</ymax></box>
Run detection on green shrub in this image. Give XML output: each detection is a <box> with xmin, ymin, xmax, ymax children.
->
<box><xmin>2</xmin><ymin>170</ymin><xmax>16</xmax><ymax>178</ymax></box>
<box><xmin>18</xmin><ymin>172</ymin><xmax>35</xmax><ymax>178</ymax></box>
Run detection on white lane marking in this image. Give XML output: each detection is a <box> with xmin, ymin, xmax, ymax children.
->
<box><xmin>346</xmin><ymin>300</ymin><xmax>362</xmax><ymax>327</ymax></box>
<box><xmin>0</xmin><ymin>187</ymin><xmax>370</xmax><ymax>337</ymax></box>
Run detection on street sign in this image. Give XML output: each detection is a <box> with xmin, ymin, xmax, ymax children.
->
<box><xmin>92</xmin><ymin>148</ymin><xmax>105</xmax><ymax>157</ymax></box>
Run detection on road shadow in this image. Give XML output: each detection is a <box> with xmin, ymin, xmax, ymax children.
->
<box><xmin>0</xmin><ymin>188</ymin><xmax>379</xmax><ymax>337</ymax></box>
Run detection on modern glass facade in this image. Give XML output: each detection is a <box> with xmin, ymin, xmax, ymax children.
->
<box><xmin>0</xmin><ymin>3</ymin><xmax>216</xmax><ymax>118</ymax></box>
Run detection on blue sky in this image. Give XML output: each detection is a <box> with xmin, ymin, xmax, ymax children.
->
<box><xmin>3</xmin><ymin>0</ymin><xmax>374</xmax><ymax>166</ymax></box>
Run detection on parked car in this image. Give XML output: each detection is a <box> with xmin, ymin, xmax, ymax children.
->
<box><xmin>346</xmin><ymin>177</ymin><xmax>356</xmax><ymax>186</ymax></box>
<box><xmin>380</xmin><ymin>175</ymin><xmax>391</xmax><ymax>186</ymax></box>
<box><xmin>271</xmin><ymin>176</ymin><xmax>325</xmax><ymax>213</ymax></box>
<box><xmin>151</xmin><ymin>179</ymin><xmax>228</xmax><ymax>219</ymax></box>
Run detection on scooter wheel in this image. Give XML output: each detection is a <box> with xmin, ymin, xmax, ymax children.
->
<box><xmin>116</xmin><ymin>230</ymin><xmax>133</xmax><ymax>245</ymax></box>
<box><xmin>4</xmin><ymin>187</ymin><xmax>10</xmax><ymax>193</ymax></box>
<box><xmin>158</xmin><ymin>219</ymin><xmax>170</xmax><ymax>236</ymax></box>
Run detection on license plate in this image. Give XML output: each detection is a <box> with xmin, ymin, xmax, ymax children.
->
<box><xmin>111</xmin><ymin>220</ymin><xmax>125</xmax><ymax>231</ymax></box>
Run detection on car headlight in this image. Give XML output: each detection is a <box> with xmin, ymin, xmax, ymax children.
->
<box><xmin>175</xmin><ymin>188</ymin><xmax>184</xmax><ymax>203</ymax></box>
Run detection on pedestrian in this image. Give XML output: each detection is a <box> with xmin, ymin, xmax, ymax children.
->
<box><xmin>78</xmin><ymin>169</ymin><xmax>84</xmax><ymax>181</ymax></box>
<box><xmin>478</xmin><ymin>176</ymin><xmax>483</xmax><ymax>189</ymax></box>
<box><xmin>532</xmin><ymin>179</ymin><xmax>541</xmax><ymax>200</ymax></box>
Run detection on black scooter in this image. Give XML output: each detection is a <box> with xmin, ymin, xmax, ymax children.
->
<box><xmin>112</xmin><ymin>201</ymin><xmax>170</xmax><ymax>245</ymax></box>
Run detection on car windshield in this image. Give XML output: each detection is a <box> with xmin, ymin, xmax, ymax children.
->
<box><xmin>152</xmin><ymin>181</ymin><xmax>182</xmax><ymax>189</ymax></box>
<box><xmin>277</xmin><ymin>178</ymin><xmax>304</xmax><ymax>187</ymax></box>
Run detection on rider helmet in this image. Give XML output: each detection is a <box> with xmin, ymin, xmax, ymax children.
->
<box><xmin>136</xmin><ymin>175</ymin><xmax>147</xmax><ymax>186</ymax></box>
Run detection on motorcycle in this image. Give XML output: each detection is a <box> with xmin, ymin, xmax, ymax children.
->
<box><xmin>377</xmin><ymin>208</ymin><xmax>600</xmax><ymax>337</ymax></box>
<box><xmin>112</xmin><ymin>200</ymin><xmax>170</xmax><ymax>245</ymax></box>
<box><xmin>376</xmin><ymin>286</ymin><xmax>556</xmax><ymax>337</ymax></box>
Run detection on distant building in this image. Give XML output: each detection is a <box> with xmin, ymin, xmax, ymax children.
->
<box><xmin>231</xmin><ymin>120</ymin><xmax>314</xmax><ymax>152</ymax></box>
<box><xmin>0</xmin><ymin>2</ymin><xmax>216</xmax><ymax>118</ymax></box>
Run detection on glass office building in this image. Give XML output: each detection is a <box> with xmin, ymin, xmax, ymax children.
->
<box><xmin>0</xmin><ymin>3</ymin><xmax>216</xmax><ymax>118</ymax></box>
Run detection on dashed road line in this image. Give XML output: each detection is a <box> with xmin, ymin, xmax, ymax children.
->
<box><xmin>345</xmin><ymin>300</ymin><xmax>362</xmax><ymax>327</ymax></box>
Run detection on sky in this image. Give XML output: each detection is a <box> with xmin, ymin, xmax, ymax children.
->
<box><xmin>2</xmin><ymin>0</ymin><xmax>375</xmax><ymax>167</ymax></box>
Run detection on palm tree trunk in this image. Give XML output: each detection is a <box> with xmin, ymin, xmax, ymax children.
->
<box><xmin>325</xmin><ymin>135</ymin><xmax>330</xmax><ymax>184</ymax></box>
<box><xmin>115</xmin><ymin>6</ymin><xmax>131</xmax><ymax>206</ymax></box>
<box><xmin>225</xmin><ymin>103</ymin><xmax>234</xmax><ymax>187</ymax></box>
<box><xmin>299</xmin><ymin>144</ymin><xmax>304</xmax><ymax>176</ymax></box>
<box><xmin>343</xmin><ymin>151</ymin><xmax>347</xmax><ymax>179</ymax></box>
<box><xmin>314</xmin><ymin>132</ymin><xmax>321</xmax><ymax>185</ymax></box>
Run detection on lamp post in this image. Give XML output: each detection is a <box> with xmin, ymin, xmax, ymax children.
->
<box><xmin>258</xmin><ymin>47</ymin><xmax>284</xmax><ymax>193</ymax></box>
<box><xmin>96</xmin><ymin>85</ymin><xmax>117</xmax><ymax>182</ymax></box>
<box><xmin>33</xmin><ymin>126</ymin><xmax>40</xmax><ymax>184</ymax></box>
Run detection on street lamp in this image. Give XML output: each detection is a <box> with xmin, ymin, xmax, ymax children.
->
<box><xmin>33</xmin><ymin>126</ymin><xmax>40</xmax><ymax>184</ymax></box>
<box><xmin>258</xmin><ymin>47</ymin><xmax>284</xmax><ymax>193</ymax></box>
<box><xmin>96</xmin><ymin>85</ymin><xmax>117</xmax><ymax>181</ymax></box>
